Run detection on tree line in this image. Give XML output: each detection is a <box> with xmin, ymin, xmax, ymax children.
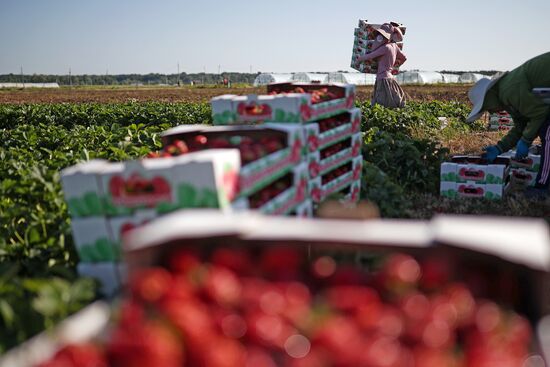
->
<box><xmin>0</xmin><ymin>72</ymin><xmax>260</xmax><ymax>86</ymax></box>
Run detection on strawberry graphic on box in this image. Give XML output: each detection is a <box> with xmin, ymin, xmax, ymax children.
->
<box><xmin>309</xmin><ymin>157</ymin><xmax>320</xmax><ymax>179</ymax></box>
<box><xmin>222</xmin><ymin>165</ymin><xmax>239</xmax><ymax>201</ymax></box>
<box><xmin>352</xmin><ymin>163</ymin><xmax>362</xmax><ymax>180</ymax></box>
<box><xmin>295</xmin><ymin>176</ymin><xmax>308</xmax><ymax>203</ymax></box>
<box><xmin>237</xmin><ymin>102</ymin><xmax>273</xmax><ymax>119</ymax></box>
<box><xmin>346</xmin><ymin>92</ymin><xmax>355</xmax><ymax>109</ymax></box>
<box><xmin>351</xmin><ymin>114</ymin><xmax>361</xmax><ymax>134</ymax></box>
<box><xmin>307</xmin><ymin>133</ymin><xmax>319</xmax><ymax>153</ymax></box>
<box><xmin>458</xmin><ymin>168</ymin><xmax>485</xmax><ymax>182</ymax></box>
<box><xmin>109</xmin><ymin>174</ymin><xmax>172</xmax><ymax>207</ymax></box>
<box><xmin>290</xmin><ymin>138</ymin><xmax>303</xmax><ymax>162</ymax></box>
<box><xmin>458</xmin><ymin>184</ymin><xmax>484</xmax><ymax>198</ymax></box>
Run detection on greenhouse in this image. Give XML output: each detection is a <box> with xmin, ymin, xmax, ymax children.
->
<box><xmin>290</xmin><ymin>73</ymin><xmax>328</xmax><ymax>83</ymax></box>
<box><xmin>325</xmin><ymin>72</ymin><xmax>376</xmax><ymax>85</ymax></box>
<box><xmin>395</xmin><ymin>71</ymin><xmax>444</xmax><ymax>85</ymax></box>
<box><xmin>458</xmin><ymin>73</ymin><xmax>487</xmax><ymax>83</ymax></box>
<box><xmin>253</xmin><ymin>73</ymin><xmax>293</xmax><ymax>86</ymax></box>
<box><xmin>441</xmin><ymin>73</ymin><xmax>460</xmax><ymax>83</ymax></box>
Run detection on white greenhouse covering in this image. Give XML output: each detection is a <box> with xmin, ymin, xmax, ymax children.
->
<box><xmin>253</xmin><ymin>73</ymin><xmax>293</xmax><ymax>86</ymax></box>
<box><xmin>458</xmin><ymin>73</ymin><xmax>487</xmax><ymax>83</ymax></box>
<box><xmin>290</xmin><ymin>73</ymin><xmax>328</xmax><ymax>83</ymax></box>
<box><xmin>0</xmin><ymin>83</ymin><xmax>60</xmax><ymax>88</ymax></box>
<box><xmin>325</xmin><ymin>72</ymin><xmax>376</xmax><ymax>85</ymax></box>
<box><xmin>395</xmin><ymin>71</ymin><xmax>444</xmax><ymax>85</ymax></box>
<box><xmin>441</xmin><ymin>74</ymin><xmax>460</xmax><ymax>83</ymax></box>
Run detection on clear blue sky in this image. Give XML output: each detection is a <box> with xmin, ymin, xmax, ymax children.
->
<box><xmin>1</xmin><ymin>0</ymin><xmax>549</xmax><ymax>75</ymax></box>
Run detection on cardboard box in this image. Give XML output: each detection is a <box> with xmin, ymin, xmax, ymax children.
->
<box><xmin>61</xmin><ymin>151</ymin><xmax>241</xmax><ymax>217</ymax></box>
<box><xmin>489</xmin><ymin>112</ymin><xmax>514</xmax><ymax>131</ymax></box>
<box><xmin>293</xmin><ymin>199</ymin><xmax>313</xmax><ymax>217</ymax></box>
<box><xmin>357</xmin><ymin>20</ymin><xmax>407</xmax><ymax>38</ymax></box>
<box><xmin>351</xmin><ymin>20</ymin><xmax>405</xmax><ymax>74</ymax></box>
<box><xmin>77</xmin><ymin>262</ymin><xmax>126</xmax><ymax>297</ymax></box>
<box><xmin>70</xmin><ymin>217</ymin><xmax>119</xmax><ymax>263</ymax></box>
<box><xmin>440</xmin><ymin>181</ymin><xmax>457</xmax><ymax>198</ymax></box>
<box><xmin>231</xmin><ymin>162</ymin><xmax>309</xmax><ymax>216</ymax></box>
<box><xmin>122</xmin><ymin>211</ymin><xmax>550</xmax><ymax>326</ymax></box>
<box><xmin>211</xmin><ymin>83</ymin><xmax>356</xmax><ymax>124</ymax></box>
<box><xmin>310</xmin><ymin>155</ymin><xmax>363</xmax><ymax>203</ymax></box>
<box><xmin>510</xmin><ymin>154</ymin><xmax>541</xmax><ymax>172</ymax></box>
<box><xmin>440</xmin><ymin>157</ymin><xmax>511</xmax><ymax>199</ymax></box>
<box><xmin>510</xmin><ymin>167</ymin><xmax>537</xmax><ymax>187</ymax></box>
<box><xmin>162</xmin><ymin>124</ymin><xmax>305</xmax><ymax>197</ymax></box>
<box><xmin>108</xmin><ymin>210</ymin><xmax>158</xmax><ymax>249</ymax></box>
<box><xmin>100</xmin><ymin>150</ymin><xmax>241</xmax><ymax>214</ymax></box>
<box><xmin>305</xmin><ymin>108</ymin><xmax>362</xmax><ymax>152</ymax></box>
<box><xmin>444</xmin><ymin>182</ymin><xmax>503</xmax><ymax>200</ymax></box>
<box><xmin>4</xmin><ymin>213</ymin><xmax>549</xmax><ymax>367</ymax></box>
<box><xmin>446</xmin><ymin>156</ymin><xmax>510</xmax><ymax>184</ymax></box>
<box><xmin>60</xmin><ymin>159</ymin><xmax>111</xmax><ymax>218</ymax></box>
<box><xmin>312</xmin><ymin>133</ymin><xmax>362</xmax><ymax>178</ymax></box>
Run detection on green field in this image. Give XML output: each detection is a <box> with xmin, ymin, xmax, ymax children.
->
<box><xmin>1</xmin><ymin>99</ymin><xmax>548</xmax><ymax>352</ymax></box>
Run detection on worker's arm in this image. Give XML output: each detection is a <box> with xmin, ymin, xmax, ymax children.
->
<box><xmin>356</xmin><ymin>44</ymin><xmax>388</xmax><ymax>62</ymax></box>
<box><xmin>498</xmin><ymin>87</ymin><xmax>550</xmax><ymax>151</ymax></box>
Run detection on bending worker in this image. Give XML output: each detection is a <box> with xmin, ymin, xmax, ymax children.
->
<box><xmin>466</xmin><ymin>52</ymin><xmax>550</xmax><ymax>199</ymax></box>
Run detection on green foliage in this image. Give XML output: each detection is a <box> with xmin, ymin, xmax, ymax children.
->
<box><xmin>0</xmin><ymin>264</ymin><xmax>96</xmax><ymax>353</ymax></box>
<box><xmin>360</xmin><ymin>162</ymin><xmax>411</xmax><ymax>217</ymax></box>
<box><xmin>0</xmin><ymin>102</ymin><xmax>213</xmax><ymax>352</ymax></box>
<box><xmin>362</xmin><ymin>128</ymin><xmax>449</xmax><ymax>194</ymax></box>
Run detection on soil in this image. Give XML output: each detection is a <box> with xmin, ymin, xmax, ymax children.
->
<box><xmin>0</xmin><ymin>85</ymin><xmax>471</xmax><ymax>104</ymax></box>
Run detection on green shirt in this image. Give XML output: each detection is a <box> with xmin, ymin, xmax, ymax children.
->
<box><xmin>483</xmin><ymin>52</ymin><xmax>550</xmax><ymax>152</ymax></box>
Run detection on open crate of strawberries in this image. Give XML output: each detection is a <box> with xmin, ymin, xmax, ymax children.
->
<box><xmin>9</xmin><ymin>211</ymin><xmax>548</xmax><ymax>367</ymax></box>
<box><xmin>211</xmin><ymin>83</ymin><xmax>355</xmax><ymax>125</ymax></box>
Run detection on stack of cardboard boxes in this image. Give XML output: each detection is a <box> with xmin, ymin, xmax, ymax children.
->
<box><xmin>211</xmin><ymin>82</ymin><xmax>363</xmax><ymax>204</ymax></box>
<box><xmin>489</xmin><ymin>110</ymin><xmax>514</xmax><ymax>131</ymax></box>
<box><xmin>440</xmin><ymin>146</ymin><xmax>543</xmax><ymax>199</ymax></box>
<box><xmin>440</xmin><ymin>156</ymin><xmax>510</xmax><ymax>200</ymax></box>
<box><xmin>350</xmin><ymin>19</ymin><xmax>406</xmax><ymax>74</ymax></box>
<box><xmin>61</xmin><ymin>83</ymin><xmax>364</xmax><ymax>293</ymax></box>
<box><xmin>61</xmin><ymin>150</ymin><xmax>241</xmax><ymax>295</ymax></box>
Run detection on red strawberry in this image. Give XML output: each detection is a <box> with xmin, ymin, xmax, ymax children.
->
<box><xmin>168</xmin><ymin>248</ymin><xmax>202</xmax><ymax>274</ymax></box>
<box><xmin>211</xmin><ymin>248</ymin><xmax>252</xmax><ymax>275</ymax></box>
<box><xmin>309</xmin><ymin>160</ymin><xmax>320</xmax><ymax>179</ymax></box>
<box><xmin>203</xmin><ymin>265</ymin><xmax>242</xmax><ymax>307</ymax></box>
<box><xmin>174</xmin><ymin>140</ymin><xmax>189</xmax><ymax>154</ymax></box>
<box><xmin>129</xmin><ymin>268</ymin><xmax>172</xmax><ymax>304</ymax></box>
<box><xmin>107</xmin><ymin>321</ymin><xmax>183</xmax><ymax>367</ymax></box>
<box><xmin>260</xmin><ymin>247</ymin><xmax>303</xmax><ymax>280</ymax></box>
<box><xmin>38</xmin><ymin>343</ymin><xmax>107</xmax><ymax>367</ymax></box>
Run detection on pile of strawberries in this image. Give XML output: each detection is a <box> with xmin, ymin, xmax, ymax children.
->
<box><xmin>148</xmin><ymin>135</ymin><xmax>286</xmax><ymax>165</ymax></box>
<box><xmin>268</xmin><ymin>87</ymin><xmax>343</xmax><ymax>105</ymax></box>
<box><xmin>321</xmin><ymin>162</ymin><xmax>352</xmax><ymax>186</ymax></box>
<box><xmin>317</xmin><ymin>114</ymin><xmax>349</xmax><ymax>133</ymax></box>
<box><xmin>320</xmin><ymin>139</ymin><xmax>350</xmax><ymax>160</ymax></box>
<box><xmin>248</xmin><ymin>176</ymin><xmax>291</xmax><ymax>209</ymax></box>
<box><xmin>39</xmin><ymin>246</ymin><xmax>534</xmax><ymax>367</ymax></box>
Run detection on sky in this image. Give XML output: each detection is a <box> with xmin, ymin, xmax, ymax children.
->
<box><xmin>1</xmin><ymin>0</ymin><xmax>549</xmax><ymax>75</ymax></box>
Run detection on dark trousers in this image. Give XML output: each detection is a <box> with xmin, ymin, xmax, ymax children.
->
<box><xmin>535</xmin><ymin>113</ymin><xmax>550</xmax><ymax>188</ymax></box>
